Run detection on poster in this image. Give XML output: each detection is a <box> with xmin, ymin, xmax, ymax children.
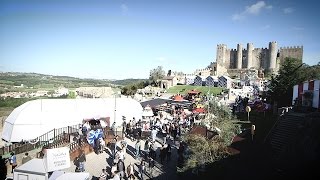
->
<box><xmin>44</xmin><ymin>147</ymin><xmax>70</xmax><ymax>172</ymax></box>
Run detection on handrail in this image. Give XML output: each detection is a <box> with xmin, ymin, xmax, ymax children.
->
<box><xmin>0</xmin><ymin>124</ymin><xmax>81</xmax><ymax>156</ymax></box>
<box><xmin>263</xmin><ymin>107</ymin><xmax>293</xmax><ymax>144</ymax></box>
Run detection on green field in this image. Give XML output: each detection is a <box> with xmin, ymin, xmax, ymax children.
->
<box><xmin>167</xmin><ymin>85</ymin><xmax>224</xmax><ymax>95</ymax></box>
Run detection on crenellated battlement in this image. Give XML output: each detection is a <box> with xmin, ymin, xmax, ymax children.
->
<box><xmin>195</xmin><ymin>67</ymin><xmax>212</xmax><ymax>72</ymax></box>
<box><xmin>184</xmin><ymin>73</ymin><xmax>195</xmax><ymax>77</ymax></box>
<box><xmin>280</xmin><ymin>46</ymin><xmax>303</xmax><ymax>50</ymax></box>
<box><xmin>215</xmin><ymin>41</ymin><xmax>303</xmax><ymax>76</ymax></box>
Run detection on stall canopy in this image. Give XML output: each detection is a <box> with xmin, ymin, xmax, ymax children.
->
<box><xmin>2</xmin><ymin>98</ymin><xmax>143</xmax><ymax>143</ymax></box>
<box><xmin>188</xmin><ymin>90</ymin><xmax>201</xmax><ymax>95</ymax></box>
<box><xmin>173</xmin><ymin>95</ymin><xmax>185</xmax><ymax>102</ymax></box>
<box><xmin>142</xmin><ymin>105</ymin><xmax>154</xmax><ymax>117</ymax></box>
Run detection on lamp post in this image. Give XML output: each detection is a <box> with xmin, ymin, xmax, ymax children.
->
<box><xmin>114</xmin><ymin>91</ymin><xmax>121</xmax><ymax>127</ymax></box>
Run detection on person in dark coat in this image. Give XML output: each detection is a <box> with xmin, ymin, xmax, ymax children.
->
<box><xmin>166</xmin><ymin>143</ymin><xmax>172</xmax><ymax>161</ymax></box>
<box><xmin>0</xmin><ymin>155</ymin><xmax>8</xmax><ymax>180</ymax></box>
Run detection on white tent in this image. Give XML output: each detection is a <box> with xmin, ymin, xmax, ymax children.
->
<box><xmin>2</xmin><ymin>98</ymin><xmax>143</xmax><ymax>142</ymax></box>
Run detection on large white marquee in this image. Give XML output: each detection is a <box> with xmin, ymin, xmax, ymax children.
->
<box><xmin>2</xmin><ymin>98</ymin><xmax>143</xmax><ymax>142</ymax></box>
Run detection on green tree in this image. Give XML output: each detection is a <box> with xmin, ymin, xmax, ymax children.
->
<box><xmin>180</xmin><ymin>101</ymin><xmax>240</xmax><ymax>173</ymax></box>
<box><xmin>67</xmin><ymin>91</ymin><xmax>76</xmax><ymax>99</ymax></box>
<box><xmin>149</xmin><ymin>66</ymin><xmax>165</xmax><ymax>86</ymax></box>
<box><xmin>267</xmin><ymin>57</ymin><xmax>308</xmax><ymax>107</ymax></box>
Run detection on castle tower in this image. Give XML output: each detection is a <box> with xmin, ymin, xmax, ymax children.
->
<box><xmin>216</xmin><ymin>44</ymin><xmax>227</xmax><ymax>64</ymax></box>
<box><xmin>247</xmin><ymin>43</ymin><xmax>253</xmax><ymax>69</ymax></box>
<box><xmin>269</xmin><ymin>41</ymin><xmax>277</xmax><ymax>71</ymax></box>
<box><xmin>216</xmin><ymin>44</ymin><xmax>228</xmax><ymax>76</ymax></box>
<box><xmin>236</xmin><ymin>44</ymin><xmax>243</xmax><ymax>69</ymax></box>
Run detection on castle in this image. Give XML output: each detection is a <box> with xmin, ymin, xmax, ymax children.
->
<box><xmin>211</xmin><ymin>42</ymin><xmax>303</xmax><ymax>76</ymax></box>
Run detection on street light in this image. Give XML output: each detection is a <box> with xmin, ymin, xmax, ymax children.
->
<box><xmin>114</xmin><ymin>91</ymin><xmax>121</xmax><ymax>126</ymax></box>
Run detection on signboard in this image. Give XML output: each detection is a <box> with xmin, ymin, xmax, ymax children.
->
<box><xmin>44</xmin><ymin>147</ymin><xmax>70</xmax><ymax>172</ymax></box>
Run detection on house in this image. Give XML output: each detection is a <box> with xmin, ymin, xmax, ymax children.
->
<box><xmin>185</xmin><ymin>75</ymin><xmax>196</xmax><ymax>85</ymax></box>
<box><xmin>205</xmin><ymin>76</ymin><xmax>218</xmax><ymax>87</ymax></box>
<box><xmin>292</xmin><ymin>80</ymin><xmax>320</xmax><ymax>109</ymax></box>
<box><xmin>194</xmin><ymin>76</ymin><xmax>206</xmax><ymax>86</ymax></box>
<box><xmin>160</xmin><ymin>75</ymin><xmax>185</xmax><ymax>89</ymax></box>
<box><xmin>218</xmin><ymin>76</ymin><xmax>232</xmax><ymax>89</ymax></box>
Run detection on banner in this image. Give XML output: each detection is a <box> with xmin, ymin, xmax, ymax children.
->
<box><xmin>44</xmin><ymin>147</ymin><xmax>70</xmax><ymax>172</ymax></box>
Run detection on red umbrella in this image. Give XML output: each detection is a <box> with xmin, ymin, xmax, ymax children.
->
<box><xmin>193</xmin><ymin>108</ymin><xmax>206</xmax><ymax>113</ymax></box>
<box><xmin>173</xmin><ymin>95</ymin><xmax>184</xmax><ymax>101</ymax></box>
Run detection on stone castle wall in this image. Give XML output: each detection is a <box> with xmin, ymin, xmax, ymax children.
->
<box><xmin>214</xmin><ymin>42</ymin><xmax>303</xmax><ymax>76</ymax></box>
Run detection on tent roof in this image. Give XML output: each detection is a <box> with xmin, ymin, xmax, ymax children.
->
<box><xmin>15</xmin><ymin>158</ymin><xmax>47</xmax><ymax>174</ymax></box>
<box><xmin>188</xmin><ymin>90</ymin><xmax>201</xmax><ymax>95</ymax></box>
<box><xmin>173</xmin><ymin>95</ymin><xmax>184</xmax><ymax>101</ymax></box>
<box><xmin>2</xmin><ymin>98</ymin><xmax>143</xmax><ymax>142</ymax></box>
<box><xmin>140</xmin><ymin>98</ymin><xmax>169</xmax><ymax>108</ymax></box>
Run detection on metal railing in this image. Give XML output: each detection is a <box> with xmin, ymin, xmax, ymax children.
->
<box><xmin>68</xmin><ymin>129</ymin><xmax>124</xmax><ymax>153</ymax></box>
<box><xmin>0</xmin><ymin>124</ymin><xmax>81</xmax><ymax>156</ymax></box>
<box><xmin>263</xmin><ymin>106</ymin><xmax>293</xmax><ymax>143</ymax></box>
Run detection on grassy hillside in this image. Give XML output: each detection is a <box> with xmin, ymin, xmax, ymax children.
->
<box><xmin>111</xmin><ymin>79</ymin><xmax>148</xmax><ymax>86</ymax></box>
<box><xmin>0</xmin><ymin>72</ymin><xmax>147</xmax><ymax>93</ymax></box>
<box><xmin>0</xmin><ymin>72</ymin><xmax>113</xmax><ymax>92</ymax></box>
<box><xmin>167</xmin><ymin>85</ymin><xmax>224</xmax><ymax>95</ymax></box>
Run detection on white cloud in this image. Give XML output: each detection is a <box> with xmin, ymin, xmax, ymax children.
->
<box><xmin>292</xmin><ymin>26</ymin><xmax>304</xmax><ymax>31</ymax></box>
<box><xmin>260</xmin><ymin>24</ymin><xmax>271</xmax><ymax>30</ymax></box>
<box><xmin>232</xmin><ymin>1</ymin><xmax>272</xmax><ymax>21</ymax></box>
<box><xmin>232</xmin><ymin>13</ymin><xmax>245</xmax><ymax>21</ymax></box>
<box><xmin>120</xmin><ymin>4</ymin><xmax>128</xmax><ymax>15</ymax></box>
<box><xmin>156</xmin><ymin>57</ymin><xmax>167</xmax><ymax>63</ymax></box>
<box><xmin>283</xmin><ymin>7</ymin><xmax>294</xmax><ymax>14</ymax></box>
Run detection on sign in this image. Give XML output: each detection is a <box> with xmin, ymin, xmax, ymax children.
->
<box><xmin>44</xmin><ymin>147</ymin><xmax>70</xmax><ymax>172</ymax></box>
<box><xmin>245</xmin><ymin>106</ymin><xmax>251</xmax><ymax>113</ymax></box>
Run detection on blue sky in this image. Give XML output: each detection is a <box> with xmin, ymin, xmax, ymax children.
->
<box><xmin>1</xmin><ymin>0</ymin><xmax>319</xmax><ymax>80</ymax></box>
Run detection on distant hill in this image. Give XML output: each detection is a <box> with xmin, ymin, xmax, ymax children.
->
<box><xmin>111</xmin><ymin>78</ymin><xmax>148</xmax><ymax>86</ymax></box>
<box><xmin>0</xmin><ymin>72</ymin><xmax>113</xmax><ymax>91</ymax></box>
<box><xmin>0</xmin><ymin>72</ymin><xmax>148</xmax><ymax>92</ymax></box>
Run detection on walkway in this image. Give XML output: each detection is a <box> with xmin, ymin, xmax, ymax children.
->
<box><xmin>64</xmin><ymin>136</ymin><xmax>179</xmax><ymax>179</ymax></box>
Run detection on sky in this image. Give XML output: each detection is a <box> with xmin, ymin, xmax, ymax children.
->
<box><xmin>1</xmin><ymin>0</ymin><xmax>320</xmax><ymax>80</ymax></box>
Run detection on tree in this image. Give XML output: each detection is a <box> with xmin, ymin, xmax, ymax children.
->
<box><xmin>267</xmin><ymin>57</ymin><xmax>309</xmax><ymax>107</ymax></box>
<box><xmin>179</xmin><ymin>101</ymin><xmax>240</xmax><ymax>173</ymax></box>
<box><xmin>149</xmin><ymin>66</ymin><xmax>165</xmax><ymax>86</ymax></box>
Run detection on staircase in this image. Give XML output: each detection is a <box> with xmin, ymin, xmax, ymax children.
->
<box><xmin>269</xmin><ymin>113</ymin><xmax>305</xmax><ymax>167</ymax></box>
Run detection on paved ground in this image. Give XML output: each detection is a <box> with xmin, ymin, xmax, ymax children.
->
<box><xmin>64</xmin><ymin>136</ymin><xmax>179</xmax><ymax>179</ymax></box>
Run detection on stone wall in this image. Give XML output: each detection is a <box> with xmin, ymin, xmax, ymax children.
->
<box><xmin>215</xmin><ymin>42</ymin><xmax>303</xmax><ymax>76</ymax></box>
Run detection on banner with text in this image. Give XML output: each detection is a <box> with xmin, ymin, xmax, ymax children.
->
<box><xmin>44</xmin><ymin>147</ymin><xmax>70</xmax><ymax>172</ymax></box>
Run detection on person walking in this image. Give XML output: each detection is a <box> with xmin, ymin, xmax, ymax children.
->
<box><xmin>99</xmin><ymin>138</ymin><xmax>106</xmax><ymax>153</ymax></box>
<box><xmin>151</xmin><ymin>127</ymin><xmax>157</xmax><ymax>143</ymax></box>
<box><xmin>21</xmin><ymin>152</ymin><xmax>32</xmax><ymax>164</ymax></box>
<box><xmin>144</xmin><ymin>140</ymin><xmax>150</xmax><ymax>160</ymax></box>
<box><xmin>0</xmin><ymin>155</ymin><xmax>8</xmax><ymax>180</ymax></box>
<box><xmin>135</xmin><ymin>139</ymin><xmax>141</xmax><ymax>159</ymax></box>
<box><xmin>127</xmin><ymin>163</ymin><xmax>135</xmax><ymax>180</ymax></box>
<box><xmin>160</xmin><ymin>144</ymin><xmax>166</xmax><ymax>164</ymax></box>
<box><xmin>166</xmin><ymin>143</ymin><xmax>172</xmax><ymax>161</ymax></box>
<box><xmin>99</xmin><ymin>168</ymin><xmax>108</xmax><ymax>180</ymax></box>
<box><xmin>9</xmin><ymin>152</ymin><xmax>17</xmax><ymax>173</ymax></box>
<box><xmin>78</xmin><ymin>150</ymin><xmax>86</xmax><ymax>172</ymax></box>
<box><xmin>139</xmin><ymin>160</ymin><xmax>146</xmax><ymax>180</ymax></box>
<box><xmin>117</xmin><ymin>159</ymin><xmax>125</xmax><ymax>179</ymax></box>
